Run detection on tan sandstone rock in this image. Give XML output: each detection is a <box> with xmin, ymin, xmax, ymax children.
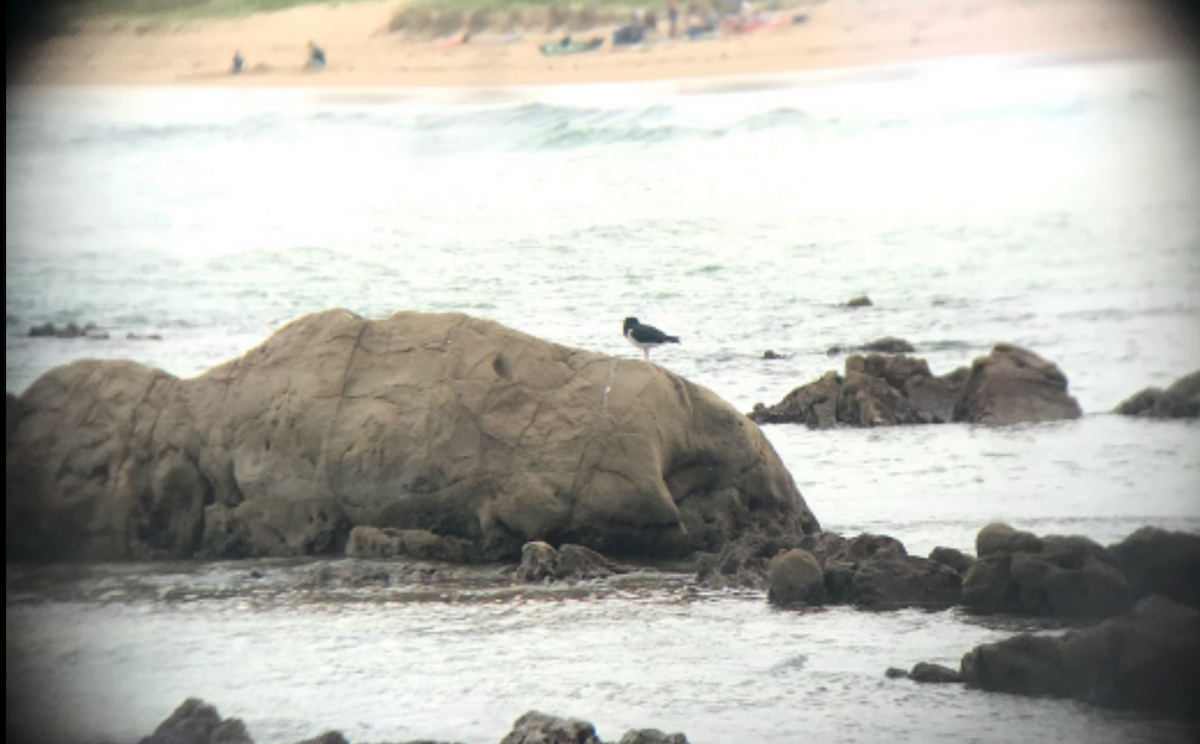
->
<box><xmin>6</xmin><ymin>310</ymin><xmax>818</xmax><ymax>561</ymax></box>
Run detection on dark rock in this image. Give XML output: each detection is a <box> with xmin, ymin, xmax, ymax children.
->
<box><xmin>837</xmin><ymin>370</ymin><xmax>923</xmax><ymax>427</ymax></box>
<box><xmin>7</xmin><ymin>310</ymin><xmax>818</xmax><ymax>562</ymax></box>
<box><xmin>952</xmin><ymin>343</ymin><xmax>1082</xmax><ymax>425</ymax></box>
<box><xmin>293</xmin><ymin>734</ymin><xmax>349</xmax><ymax>744</ymax></box>
<box><xmin>961</xmin><ymin>596</ymin><xmax>1200</xmax><ymax>716</ymax></box>
<box><xmin>138</xmin><ymin>698</ymin><xmax>248</xmax><ymax>744</ymax></box>
<box><xmin>1010</xmin><ymin>548</ymin><xmax>1132</xmax><ymax>618</ymax></box>
<box><xmin>823</xmin><ymin>559</ymin><xmax>858</xmax><ymax>604</ymax></box>
<box><xmin>962</xmin><ymin>553</ymin><xmax>1022</xmax><ymax>614</ymax></box>
<box><xmin>749</xmin><ymin>371</ymin><xmax>842</xmax><ymax>428</ymax></box>
<box><xmin>346</xmin><ymin>526</ymin><xmax>481</xmax><ymax>563</ymax></box>
<box><xmin>29</xmin><ymin>322</ymin><xmax>57</xmax><ymax>338</ymax></box>
<box><xmin>695</xmin><ymin>532</ymin><xmax>813</xmax><ymax>589</ymax></box>
<box><xmin>517</xmin><ymin>541</ymin><xmax>621</xmax><ymax>582</ymax></box>
<box><xmin>618</xmin><ymin>730</ymin><xmax>689</xmax><ymax>744</ymax></box>
<box><xmin>929</xmin><ymin>546</ymin><xmax>975</xmax><ymax>575</ymax></box>
<box><xmin>885</xmin><ymin>666</ymin><xmax>909</xmax><ymax>679</ymax></box>
<box><xmin>762</xmin><ymin>350</ymin><xmax>786</xmax><ymax>360</ymax></box>
<box><xmin>909</xmin><ymin>662</ymin><xmax>963</xmax><ymax>684</ymax></box>
<box><xmin>965</xmin><ymin>525</ymin><xmax>1134</xmax><ymax>618</ymax></box>
<box><xmin>1109</xmin><ymin>527</ymin><xmax>1200</xmax><ymax>608</ymax></box>
<box><xmin>845</xmin><ymin>354</ymin><xmax>931</xmax><ymax>391</ymax></box>
<box><xmin>848</xmin><ymin>554</ymin><xmax>962</xmax><ymax>609</ymax></box>
<box><xmin>767</xmin><ymin>548</ymin><xmax>827</xmax><ymax>606</ymax></box>
<box><xmin>976</xmin><ymin>522</ymin><xmax>1043</xmax><ymax>557</ymax></box>
<box><xmin>499</xmin><ymin>711</ymin><xmax>600</xmax><ymax>744</ymax></box>
<box><xmin>845</xmin><ymin>295</ymin><xmax>873</xmax><ymax>307</ymax></box>
<box><xmin>756</xmin><ymin>344</ymin><xmax>1080</xmax><ymax>429</ymax></box>
<box><xmin>860</xmin><ymin>337</ymin><xmax>916</xmax><ymax>354</ymax></box>
<box><xmin>837</xmin><ymin>533</ymin><xmax>907</xmax><ymax>563</ymax></box>
<box><xmin>904</xmin><ymin>368</ymin><xmax>968</xmax><ymax>424</ymax></box>
<box><xmin>1115</xmin><ymin>370</ymin><xmax>1200</xmax><ymax>419</ymax></box>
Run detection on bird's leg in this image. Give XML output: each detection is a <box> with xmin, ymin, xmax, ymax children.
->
<box><xmin>643</xmin><ymin>348</ymin><xmax>650</xmax><ymax>362</ymax></box>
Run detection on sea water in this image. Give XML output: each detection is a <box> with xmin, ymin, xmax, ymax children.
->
<box><xmin>6</xmin><ymin>56</ymin><xmax>1200</xmax><ymax>743</ymax></box>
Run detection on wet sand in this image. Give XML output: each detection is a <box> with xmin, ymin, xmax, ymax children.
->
<box><xmin>12</xmin><ymin>0</ymin><xmax>1179</xmax><ymax>88</ymax></box>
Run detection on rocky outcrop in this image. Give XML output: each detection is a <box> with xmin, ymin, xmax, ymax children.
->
<box><xmin>752</xmin><ymin>344</ymin><xmax>1081</xmax><ymax>428</ymax></box>
<box><xmin>138</xmin><ymin>698</ymin><xmax>254</xmax><ymax>744</ymax></box>
<box><xmin>960</xmin><ymin>596</ymin><xmax>1200</xmax><ymax>716</ymax></box>
<box><xmin>843</xmin><ymin>295</ymin><xmax>873</xmax><ymax>308</ymax></box>
<box><xmin>133</xmin><ymin>700</ymin><xmax>689</xmax><ymax>744</ymax></box>
<box><xmin>28</xmin><ymin>321</ymin><xmax>106</xmax><ymax>339</ymax></box>
<box><xmin>706</xmin><ymin>530</ymin><xmax>960</xmax><ymax>610</ymax></box>
<box><xmin>750</xmin><ymin>354</ymin><xmax>961</xmax><ymax>427</ymax></box>
<box><xmin>963</xmin><ymin>523</ymin><xmax>1132</xmax><ymax>618</ymax></box>
<box><xmin>953</xmin><ymin>343</ymin><xmax>1081</xmax><ymax>425</ymax></box>
<box><xmin>6</xmin><ymin>310</ymin><xmax>818</xmax><ymax>562</ymax></box>
<box><xmin>516</xmin><ymin>541</ymin><xmax>623</xmax><ymax>582</ymax></box>
<box><xmin>843</xmin><ymin>553</ymin><xmax>962</xmax><ymax>609</ymax></box>
<box><xmin>1115</xmin><ymin>370</ymin><xmax>1200</xmax><ymax>419</ymax></box>
<box><xmin>500</xmin><ymin>712</ymin><xmax>599</xmax><ymax>744</ymax></box>
<box><xmin>1109</xmin><ymin>527</ymin><xmax>1200</xmax><ymax>609</ymax></box>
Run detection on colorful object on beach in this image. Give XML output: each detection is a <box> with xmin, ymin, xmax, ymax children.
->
<box><xmin>623</xmin><ymin>317</ymin><xmax>681</xmax><ymax>361</ymax></box>
<box><xmin>539</xmin><ymin>36</ymin><xmax>604</xmax><ymax>56</ymax></box>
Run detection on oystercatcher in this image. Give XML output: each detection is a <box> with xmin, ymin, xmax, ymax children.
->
<box><xmin>623</xmin><ymin>317</ymin><xmax>680</xmax><ymax>361</ymax></box>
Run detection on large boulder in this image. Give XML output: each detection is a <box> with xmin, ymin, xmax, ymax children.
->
<box><xmin>1114</xmin><ymin>369</ymin><xmax>1200</xmax><ymax>419</ymax></box>
<box><xmin>960</xmin><ymin>596</ymin><xmax>1200</xmax><ymax>716</ymax></box>
<box><xmin>952</xmin><ymin>343</ymin><xmax>1082</xmax><ymax>425</ymax></box>
<box><xmin>1109</xmin><ymin>527</ymin><xmax>1200</xmax><ymax>608</ymax></box>
<box><xmin>6</xmin><ymin>310</ymin><xmax>818</xmax><ymax>562</ymax></box>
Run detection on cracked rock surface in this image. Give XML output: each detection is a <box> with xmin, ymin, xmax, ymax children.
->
<box><xmin>7</xmin><ymin>310</ymin><xmax>818</xmax><ymax>561</ymax></box>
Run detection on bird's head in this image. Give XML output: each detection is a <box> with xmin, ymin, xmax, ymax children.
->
<box><xmin>623</xmin><ymin>317</ymin><xmax>639</xmax><ymax>332</ymax></box>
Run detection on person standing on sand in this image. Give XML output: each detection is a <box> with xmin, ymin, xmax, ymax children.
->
<box><xmin>306</xmin><ymin>40</ymin><xmax>326</xmax><ymax>69</ymax></box>
<box><xmin>667</xmin><ymin>0</ymin><xmax>680</xmax><ymax>38</ymax></box>
<box><xmin>231</xmin><ymin>50</ymin><xmax>244</xmax><ymax>74</ymax></box>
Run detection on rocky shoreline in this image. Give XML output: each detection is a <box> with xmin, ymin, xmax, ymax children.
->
<box><xmin>7</xmin><ymin>310</ymin><xmax>1200</xmax><ymax>734</ymax></box>
<box><xmin>137</xmin><ymin>699</ymin><xmax>690</xmax><ymax>744</ymax></box>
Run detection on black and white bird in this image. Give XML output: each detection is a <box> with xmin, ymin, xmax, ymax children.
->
<box><xmin>623</xmin><ymin>317</ymin><xmax>680</xmax><ymax>361</ymax></box>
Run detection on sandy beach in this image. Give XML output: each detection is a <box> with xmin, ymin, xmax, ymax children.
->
<box><xmin>12</xmin><ymin>0</ymin><xmax>1183</xmax><ymax>88</ymax></box>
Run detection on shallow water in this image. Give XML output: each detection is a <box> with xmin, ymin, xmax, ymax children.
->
<box><xmin>6</xmin><ymin>561</ymin><xmax>1197</xmax><ymax>744</ymax></box>
<box><xmin>6</xmin><ymin>55</ymin><xmax>1200</xmax><ymax>744</ymax></box>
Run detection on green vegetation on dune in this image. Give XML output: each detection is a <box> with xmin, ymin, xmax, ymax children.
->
<box><xmin>47</xmin><ymin>0</ymin><xmax>814</xmax><ymax>37</ymax></box>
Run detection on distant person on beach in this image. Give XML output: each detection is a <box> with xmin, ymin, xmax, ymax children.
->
<box><xmin>306</xmin><ymin>40</ymin><xmax>327</xmax><ymax>69</ymax></box>
<box><xmin>667</xmin><ymin>0</ymin><xmax>680</xmax><ymax>38</ymax></box>
<box><xmin>231</xmin><ymin>50</ymin><xmax>244</xmax><ymax>74</ymax></box>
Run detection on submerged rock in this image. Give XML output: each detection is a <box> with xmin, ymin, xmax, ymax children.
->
<box><xmin>909</xmin><ymin>662</ymin><xmax>963</xmax><ymax>684</ymax></box>
<box><xmin>844</xmin><ymin>295</ymin><xmax>873</xmax><ymax>308</ymax></box>
<box><xmin>6</xmin><ymin>310</ymin><xmax>818</xmax><ymax>562</ymax></box>
<box><xmin>960</xmin><ymin>596</ymin><xmax>1200</xmax><ymax>716</ymax></box>
<box><xmin>1114</xmin><ymin>369</ymin><xmax>1200</xmax><ymax>419</ymax></box>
